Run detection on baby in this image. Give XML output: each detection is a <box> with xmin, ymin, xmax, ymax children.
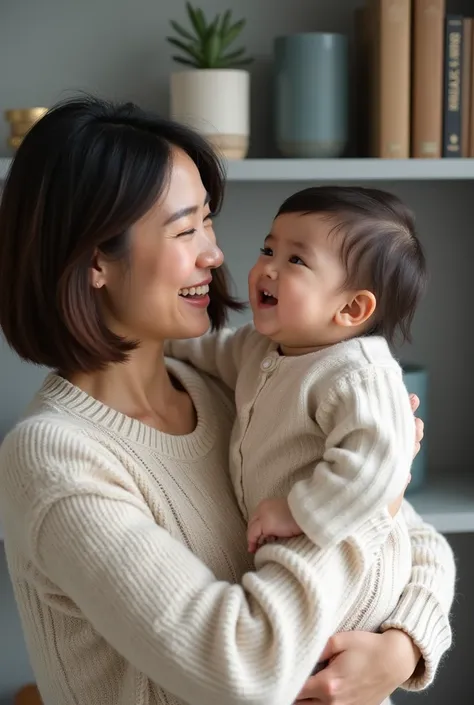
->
<box><xmin>167</xmin><ymin>186</ymin><xmax>426</xmax><ymax>634</ymax></box>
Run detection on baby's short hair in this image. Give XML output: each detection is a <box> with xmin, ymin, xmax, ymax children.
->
<box><xmin>276</xmin><ymin>186</ymin><xmax>427</xmax><ymax>344</ymax></box>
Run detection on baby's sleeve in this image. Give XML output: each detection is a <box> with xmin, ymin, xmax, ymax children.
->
<box><xmin>287</xmin><ymin>365</ymin><xmax>414</xmax><ymax>547</ymax></box>
<box><xmin>165</xmin><ymin>323</ymin><xmax>255</xmax><ymax>390</ymax></box>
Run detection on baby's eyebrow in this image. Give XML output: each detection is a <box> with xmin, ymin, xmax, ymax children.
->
<box><xmin>265</xmin><ymin>233</ymin><xmax>315</xmax><ymax>257</ymax></box>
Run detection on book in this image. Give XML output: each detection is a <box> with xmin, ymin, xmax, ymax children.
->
<box><xmin>369</xmin><ymin>0</ymin><xmax>412</xmax><ymax>158</ymax></box>
<box><xmin>442</xmin><ymin>15</ymin><xmax>464</xmax><ymax>157</ymax></box>
<box><xmin>411</xmin><ymin>0</ymin><xmax>445</xmax><ymax>158</ymax></box>
<box><xmin>461</xmin><ymin>17</ymin><xmax>472</xmax><ymax>156</ymax></box>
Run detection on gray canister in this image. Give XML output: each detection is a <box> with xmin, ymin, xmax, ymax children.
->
<box><xmin>274</xmin><ymin>32</ymin><xmax>348</xmax><ymax>158</ymax></box>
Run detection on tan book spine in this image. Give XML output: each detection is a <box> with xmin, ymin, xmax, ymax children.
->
<box><xmin>461</xmin><ymin>18</ymin><xmax>472</xmax><ymax>156</ymax></box>
<box><xmin>411</xmin><ymin>0</ymin><xmax>445</xmax><ymax>158</ymax></box>
<box><xmin>370</xmin><ymin>0</ymin><xmax>412</xmax><ymax>158</ymax></box>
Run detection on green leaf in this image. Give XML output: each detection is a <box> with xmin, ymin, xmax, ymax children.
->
<box><xmin>218</xmin><ymin>56</ymin><xmax>253</xmax><ymax>68</ymax></box>
<box><xmin>206</xmin><ymin>32</ymin><xmax>221</xmax><ymax>67</ymax></box>
<box><xmin>166</xmin><ymin>37</ymin><xmax>203</xmax><ymax>63</ymax></box>
<box><xmin>169</xmin><ymin>20</ymin><xmax>195</xmax><ymax>42</ymax></box>
<box><xmin>219</xmin><ymin>9</ymin><xmax>232</xmax><ymax>38</ymax></box>
<box><xmin>172</xmin><ymin>55</ymin><xmax>199</xmax><ymax>68</ymax></box>
<box><xmin>220</xmin><ymin>47</ymin><xmax>246</xmax><ymax>62</ymax></box>
<box><xmin>195</xmin><ymin>7</ymin><xmax>208</xmax><ymax>36</ymax></box>
<box><xmin>206</xmin><ymin>13</ymin><xmax>220</xmax><ymax>38</ymax></box>
<box><xmin>222</xmin><ymin>19</ymin><xmax>246</xmax><ymax>50</ymax></box>
<box><xmin>186</xmin><ymin>2</ymin><xmax>207</xmax><ymax>39</ymax></box>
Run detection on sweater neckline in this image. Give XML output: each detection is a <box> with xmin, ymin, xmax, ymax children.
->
<box><xmin>38</xmin><ymin>359</ymin><xmax>217</xmax><ymax>459</ymax></box>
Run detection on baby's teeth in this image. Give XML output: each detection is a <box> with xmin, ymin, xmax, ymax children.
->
<box><xmin>181</xmin><ymin>288</ymin><xmax>188</xmax><ymax>296</ymax></box>
<box><xmin>189</xmin><ymin>287</ymin><xmax>196</xmax><ymax>295</ymax></box>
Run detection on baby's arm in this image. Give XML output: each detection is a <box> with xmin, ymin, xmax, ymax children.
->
<box><xmin>165</xmin><ymin>323</ymin><xmax>255</xmax><ymax>390</ymax></box>
<box><xmin>288</xmin><ymin>365</ymin><xmax>414</xmax><ymax>547</ymax></box>
<box><xmin>249</xmin><ymin>365</ymin><xmax>414</xmax><ymax>550</ymax></box>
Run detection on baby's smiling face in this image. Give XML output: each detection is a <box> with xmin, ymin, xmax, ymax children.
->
<box><xmin>248</xmin><ymin>212</ymin><xmax>373</xmax><ymax>355</ymax></box>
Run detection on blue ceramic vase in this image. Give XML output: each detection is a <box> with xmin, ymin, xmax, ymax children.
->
<box><xmin>274</xmin><ymin>32</ymin><xmax>349</xmax><ymax>158</ymax></box>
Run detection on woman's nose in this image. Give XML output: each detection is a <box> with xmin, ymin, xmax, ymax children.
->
<box><xmin>198</xmin><ymin>242</ymin><xmax>224</xmax><ymax>269</ymax></box>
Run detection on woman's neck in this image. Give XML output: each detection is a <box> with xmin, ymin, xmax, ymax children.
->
<box><xmin>67</xmin><ymin>341</ymin><xmax>195</xmax><ymax>433</ymax></box>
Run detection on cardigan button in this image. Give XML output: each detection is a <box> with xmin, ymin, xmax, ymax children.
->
<box><xmin>260</xmin><ymin>356</ymin><xmax>276</xmax><ymax>372</ymax></box>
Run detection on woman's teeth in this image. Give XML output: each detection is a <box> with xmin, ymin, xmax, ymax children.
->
<box><xmin>179</xmin><ymin>284</ymin><xmax>210</xmax><ymax>297</ymax></box>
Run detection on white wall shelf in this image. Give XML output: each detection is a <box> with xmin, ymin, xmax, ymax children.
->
<box><xmin>0</xmin><ymin>472</ymin><xmax>472</xmax><ymax>542</ymax></box>
<box><xmin>3</xmin><ymin>157</ymin><xmax>474</xmax><ymax>183</ymax></box>
<box><xmin>226</xmin><ymin>158</ymin><xmax>474</xmax><ymax>182</ymax></box>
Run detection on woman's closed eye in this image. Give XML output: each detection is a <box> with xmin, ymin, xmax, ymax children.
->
<box><xmin>177</xmin><ymin>214</ymin><xmax>213</xmax><ymax>237</ymax></box>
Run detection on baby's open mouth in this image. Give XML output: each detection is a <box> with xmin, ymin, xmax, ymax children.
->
<box><xmin>259</xmin><ymin>289</ymin><xmax>278</xmax><ymax>306</ymax></box>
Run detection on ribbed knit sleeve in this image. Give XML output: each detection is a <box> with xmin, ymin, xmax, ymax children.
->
<box><xmin>381</xmin><ymin>499</ymin><xmax>455</xmax><ymax>690</ymax></box>
<box><xmin>165</xmin><ymin>324</ymin><xmax>257</xmax><ymax>391</ymax></box>
<box><xmin>2</xmin><ymin>419</ymin><xmax>393</xmax><ymax>705</ymax></box>
<box><xmin>288</xmin><ymin>366</ymin><xmax>414</xmax><ymax>548</ymax></box>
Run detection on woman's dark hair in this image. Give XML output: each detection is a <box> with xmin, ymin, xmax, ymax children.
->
<box><xmin>0</xmin><ymin>96</ymin><xmax>243</xmax><ymax>373</ymax></box>
<box><xmin>277</xmin><ymin>186</ymin><xmax>427</xmax><ymax>344</ymax></box>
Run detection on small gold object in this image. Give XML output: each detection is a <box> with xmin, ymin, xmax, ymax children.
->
<box><xmin>4</xmin><ymin>107</ymin><xmax>48</xmax><ymax>149</ymax></box>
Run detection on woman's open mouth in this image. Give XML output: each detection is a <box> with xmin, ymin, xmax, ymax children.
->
<box><xmin>178</xmin><ymin>284</ymin><xmax>210</xmax><ymax>308</ymax></box>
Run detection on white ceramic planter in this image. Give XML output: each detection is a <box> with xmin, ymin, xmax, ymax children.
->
<box><xmin>170</xmin><ymin>69</ymin><xmax>250</xmax><ymax>159</ymax></box>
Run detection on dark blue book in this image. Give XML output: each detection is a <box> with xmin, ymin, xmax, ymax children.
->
<box><xmin>443</xmin><ymin>15</ymin><xmax>464</xmax><ymax>157</ymax></box>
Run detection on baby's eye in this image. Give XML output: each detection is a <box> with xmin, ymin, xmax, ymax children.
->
<box><xmin>289</xmin><ymin>255</ymin><xmax>305</xmax><ymax>265</ymax></box>
<box><xmin>260</xmin><ymin>247</ymin><xmax>273</xmax><ymax>256</ymax></box>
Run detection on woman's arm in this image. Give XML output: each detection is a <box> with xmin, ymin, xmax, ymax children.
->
<box><xmin>1</xmin><ymin>419</ymin><xmax>395</xmax><ymax>705</ymax></box>
<box><xmin>380</xmin><ymin>499</ymin><xmax>456</xmax><ymax>689</ymax></box>
<box><xmin>298</xmin><ymin>503</ymin><xmax>456</xmax><ymax>704</ymax></box>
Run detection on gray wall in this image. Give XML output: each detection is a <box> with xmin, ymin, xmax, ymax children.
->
<box><xmin>0</xmin><ymin>0</ymin><xmax>473</xmax><ymax>702</ymax></box>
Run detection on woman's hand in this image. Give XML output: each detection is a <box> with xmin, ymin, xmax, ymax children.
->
<box><xmin>388</xmin><ymin>393</ymin><xmax>424</xmax><ymax>518</ymax></box>
<box><xmin>410</xmin><ymin>393</ymin><xmax>424</xmax><ymax>458</ymax></box>
<box><xmin>296</xmin><ymin>630</ymin><xmax>421</xmax><ymax>704</ymax></box>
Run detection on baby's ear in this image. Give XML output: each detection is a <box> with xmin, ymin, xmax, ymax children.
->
<box><xmin>333</xmin><ymin>290</ymin><xmax>376</xmax><ymax>329</ymax></box>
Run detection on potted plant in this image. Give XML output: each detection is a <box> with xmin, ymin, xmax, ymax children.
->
<box><xmin>167</xmin><ymin>3</ymin><xmax>252</xmax><ymax>159</ymax></box>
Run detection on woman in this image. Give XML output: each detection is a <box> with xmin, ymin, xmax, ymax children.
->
<box><xmin>0</xmin><ymin>97</ymin><xmax>454</xmax><ymax>705</ymax></box>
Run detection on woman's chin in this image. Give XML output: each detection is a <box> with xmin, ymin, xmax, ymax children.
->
<box><xmin>180</xmin><ymin>314</ymin><xmax>211</xmax><ymax>339</ymax></box>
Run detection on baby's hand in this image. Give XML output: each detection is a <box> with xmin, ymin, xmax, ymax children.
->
<box><xmin>247</xmin><ymin>497</ymin><xmax>302</xmax><ymax>553</ymax></box>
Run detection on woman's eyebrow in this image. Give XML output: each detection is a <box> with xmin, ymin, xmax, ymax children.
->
<box><xmin>163</xmin><ymin>192</ymin><xmax>210</xmax><ymax>226</ymax></box>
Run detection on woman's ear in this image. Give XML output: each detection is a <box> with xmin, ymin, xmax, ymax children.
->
<box><xmin>89</xmin><ymin>248</ymin><xmax>107</xmax><ymax>290</ymax></box>
<box><xmin>333</xmin><ymin>290</ymin><xmax>377</xmax><ymax>329</ymax></box>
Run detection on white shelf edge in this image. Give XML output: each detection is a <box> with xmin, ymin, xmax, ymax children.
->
<box><xmin>225</xmin><ymin>158</ymin><xmax>474</xmax><ymax>181</ymax></box>
<box><xmin>2</xmin><ymin>156</ymin><xmax>474</xmax><ymax>183</ymax></box>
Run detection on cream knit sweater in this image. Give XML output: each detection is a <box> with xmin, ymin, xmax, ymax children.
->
<box><xmin>167</xmin><ymin>328</ymin><xmax>455</xmax><ymax>658</ymax></box>
<box><xmin>0</xmin><ymin>360</ymin><xmax>454</xmax><ymax>705</ymax></box>
<box><xmin>168</xmin><ymin>329</ymin><xmax>415</xmax><ymax>544</ymax></box>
